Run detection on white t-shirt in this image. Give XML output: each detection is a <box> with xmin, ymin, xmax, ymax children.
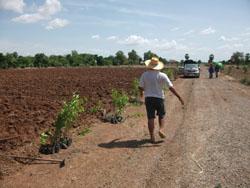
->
<box><xmin>139</xmin><ymin>70</ymin><xmax>173</xmax><ymax>99</ymax></box>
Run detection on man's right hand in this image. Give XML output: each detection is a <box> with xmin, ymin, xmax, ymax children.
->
<box><xmin>179</xmin><ymin>97</ymin><xmax>184</xmax><ymax>106</ymax></box>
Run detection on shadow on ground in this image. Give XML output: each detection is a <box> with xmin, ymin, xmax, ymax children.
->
<box><xmin>98</xmin><ymin>138</ymin><xmax>163</xmax><ymax>149</ymax></box>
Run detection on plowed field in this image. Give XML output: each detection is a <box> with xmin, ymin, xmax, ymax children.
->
<box><xmin>0</xmin><ymin>67</ymin><xmax>145</xmax><ymax>152</ymax></box>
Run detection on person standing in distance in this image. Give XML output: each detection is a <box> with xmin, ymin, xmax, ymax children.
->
<box><xmin>208</xmin><ymin>54</ymin><xmax>215</xmax><ymax>79</ymax></box>
<box><xmin>139</xmin><ymin>57</ymin><xmax>184</xmax><ymax>143</ymax></box>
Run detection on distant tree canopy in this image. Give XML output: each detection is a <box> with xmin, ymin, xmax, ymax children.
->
<box><xmin>143</xmin><ymin>50</ymin><xmax>157</xmax><ymax>61</ymax></box>
<box><xmin>231</xmin><ymin>52</ymin><xmax>244</xmax><ymax>67</ymax></box>
<box><xmin>0</xmin><ymin>50</ymin><xmax>161</xmax><ymax>69</ymax></box>
<box><xmin>0</xmin><ymin>50</ymin><xmax>248</xmax><ymax>69</ymax></box>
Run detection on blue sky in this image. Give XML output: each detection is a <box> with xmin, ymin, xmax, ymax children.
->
<box><xmin>0</xmin><ymin>0</ymin><xmax>250</xmax><ymax>61</ymax></box>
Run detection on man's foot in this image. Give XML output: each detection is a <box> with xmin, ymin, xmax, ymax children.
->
<box><xmin>150</xmin><ymin>135</ymin><xmax>156</xmax><ymax>144</ymax></box>
<box><xmin>159</xmin><ymin>130</ymin><xmax>166</xmax><ymax>139</ymax></box>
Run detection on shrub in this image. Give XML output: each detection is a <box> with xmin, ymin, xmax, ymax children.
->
<box><xmin>131</xmin><ymin>78</ymin><xmax>139</xmax><ymax>98</ymax></box>
<box><xmin>240</xmin><ymin>78</ymin><xmax>250</xmax><ymax>86</ymax></box>
<box><xmin>162</xmin><ymin>68</ymin><xmax>175</xmax><ymax>80</ymax></box>
<box><xmin>226</xmin><ymin>66</ymin><xmax>233</xmax><ymax>75</ymax></box>
<box><xmin>111</xmin><ymin>89</ymin><xmax>129</xmax><ymax>115</ymax></box>
<box><xmin>53</xmin><ymin>94</ymin><xmax>86</xmax><ymax>143</ymax></box>
<box><xmin>242</xmin><ymin>66</ymin><xmax>248</xmax><ymax>73</ymax></box>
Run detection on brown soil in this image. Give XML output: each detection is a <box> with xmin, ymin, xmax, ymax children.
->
<box><xmin>1</xmin><ymin>66</ymin><xmax>250</xmax><ymax>187</ymax></box>
<box><xmin>0</xmin><ymin>67</ymin><xmax>145</xmax><ymax>176</ymax></box>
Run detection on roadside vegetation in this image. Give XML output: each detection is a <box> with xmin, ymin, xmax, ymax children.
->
<box><xmin>224</xmin><ymin>64</ymin><xmax>250</xmax><ymax>86</ymax></box>
<box><xmin>162</xmin><ymin>67</ymin><xmax>178</xmax><ymax>81</ymax></box>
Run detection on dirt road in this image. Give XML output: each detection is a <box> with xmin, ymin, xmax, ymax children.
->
<box><xmin>1</xmin><ymin>68</ymin><xmax>250</xmax><ymax>188</ymax></box>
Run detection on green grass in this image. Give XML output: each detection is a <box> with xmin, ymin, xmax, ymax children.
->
<box><xmin>88</xmin><ymin>100</ymin><xmax>103</xmax><ymax>114</ymax></box>
<box><xmin>79</xmin><ymin>128</ymin><xmax>91</xmax><ymax>136</ymax></box>
<box><xmin>130</xmin><ymin>112</ymin><xmax>144</xmax><ymax>118</ymax></box>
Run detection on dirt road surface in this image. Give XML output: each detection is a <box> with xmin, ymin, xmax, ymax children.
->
<box><xmin>1</xmin><ymin>68</ymin><xmax>250</xmax><ymax>188</ymax></box>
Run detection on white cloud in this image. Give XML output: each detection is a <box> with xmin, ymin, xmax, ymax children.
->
<box><xmin>217</xmin><ymin>43</ymin><xmax>243</xmax><ymax>50</ymax></box>
<box><xmin>116</xmin><ymin>35</ymin><xmax>187</xmax><ymax>51</ymax></box>
<box><xmin>38</xmin><ymin>0</ymin><xmax>61</xmax><ymax>16</ymax></box>
<box><xmin>118</xmin><ymin>35</ymin><xmax>149</xmax><ymax>45</ymax></box>
<box><xmin>12</xmin><ymin>0</ymin><xmax>62</xmax><ymax>23</ymax></box>
<box><xmin>200</xmin><ymin>27</ymin><xmax>216</xmax><ymax>35</ymax></box>
<box><xmin>219</xmin><ymin>35</ymin><xmax>239</xmax><ymax>42</ymax></box>
<box><xmin>46</xmin><ymin>18</ymin><xmax>69</xmax><ymax>30</ymax></box>
<box><xmin>155</xmin><ymin>40</ymin><xmax>187</xmax><ymax>51</ymax></box>
<box><xmin>0</xmin><ymin>0</ymin><xmax>25</xmax><ymax>13</ymax></box>
<box><xmin>91</xmin><ymin>35</ymin><xmax>100</xmax><ymax>40</ymax></box>
<box><xmin>170</xmin><ymin>27</ymin><xmax>180</xmax><ymax>31</ymax></box>
<box><xmin>233</xmin><ymin>43</ymin><xmax>243</xmax><ymax>48</ymax></box>
<box><xmin>183</xmin><ymin>30</ymin><xmax>195</xmax><ymax>36</ymax></box>
<box><xmin>241</xmin><ymin>32</ymin><xmax>250</xmax><ymax>37</ymax></box>
<box><xmin>106</xmin><ymin>36</ymin><xmax>118</xmax><ymax>41</ymax></box>
<box><xmin>12</xmin><ymin>13</ymin><xmax>44</xmax><ymax>23</ymax></box>
<box><xmin>118</xmin><ymin>8</ymin><xmax>176</xmax><ymax>20</ymax></box>
<box><xmin>177</xmin><ymin>38</ymin><xmax>186</xmax><ymax>42</ymax></box>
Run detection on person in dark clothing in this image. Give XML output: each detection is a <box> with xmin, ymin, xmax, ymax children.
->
<box><xmin>214</xmin><ymin>63</ymin><xmax>220</xmax><ymax>78</ymax></box>
<box><xmin>208</xmin><ymin>61</ymin><xmax>214</xmax><ymax>79</ymax></box>
<box><xmin>208</xmin><ymin>54</ymin><xmax>215</xmax><ymax>79</ymax></box>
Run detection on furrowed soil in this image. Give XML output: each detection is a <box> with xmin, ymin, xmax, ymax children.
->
<box><xmin>1</xmin><ymin>66</ymin><xmax>250</xmax><ymax>187</ymax></box>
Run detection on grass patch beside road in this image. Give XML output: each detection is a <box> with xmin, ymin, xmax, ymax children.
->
<box><xmin>223</xmin><ymin>65</ymin><xmax>250</xmax><ymax>86</ymax></box>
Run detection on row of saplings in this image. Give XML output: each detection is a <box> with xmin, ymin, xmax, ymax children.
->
<box><xmin>39</xmin><ymin>79</ymin><xmax>141</xmax><ymax>154</ymax></box>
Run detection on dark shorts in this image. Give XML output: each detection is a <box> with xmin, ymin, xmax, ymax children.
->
<box><xmin>145</xmin><ymin>97</ymin><xmax>166</xmax><ymax>119</ymax></box>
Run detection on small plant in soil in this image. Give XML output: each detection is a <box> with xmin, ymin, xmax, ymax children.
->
<box><xmin>39</xmin><ymin>94</ymin><xmax>85</xmax><ymax>154</ymax></box>
<box><xmin>111</xmin><ymin>89</ymin><xmax>129</xmax><ymax>116</ymax></box>
<box><xmin>104</xmin><ymin>89</ymin><xmax>129</xmax><ymax>124</ymax></box>
<box><xmin>40</xmin><ymin>131</ymin><xmax>52</xmax><ymax>145</ymax></box>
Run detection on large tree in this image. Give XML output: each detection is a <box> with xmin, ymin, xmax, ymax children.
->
<box><xmin>34</xmin><ymin>53</ymin><xmax>49</xmax><ymax>67</ymax></box>
<box><xmin>71</xmin><ymin>50</ymin><xmax>83</xmax><ymax>66</ymax></box>
<box><xmin>245</xmin><ymin>53</ymin><xmax>250</xmax><ymax>65</ymax></box>
<box><xmin>0</xmin><ymin>53</ymin><xmax>8</xmax><ymax>69</ymax></box>
<box><xmin>95</xmin><ymin>55</ymin><xmax>104</xmax><ymax>66</ymax></box>
<box><xmin>128</xmin><ymin>50</ymin><xmax>140</xmax><ymax>65</ymax></box>
<box><xmin>143</xmin><ymin>50</ymin><xmax>157</xmax><ymax>61</ymax></box>
<box><xmin>17</xmin><ymin>56</ymin><xmax>32</xmax><ymax>68</ymax></box>
<box><xmin>114</xmin><ymin>51</ymin><xmax>127</xmax><ymax>65</ymax></box>
<box><xmin>231</xmin><ymin>52</ymin><xmax>244</xmax><ymax>68</ymax></box>
<box><xmin>5</xmin><ymin>52</ymin><xmax>18</xmax><ymax>68</ymax></box>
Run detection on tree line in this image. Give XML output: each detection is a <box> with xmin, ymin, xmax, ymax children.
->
<box><xmin>0</xmin><ymin>50</ymin><xmax>168</xmax><ymax>69</ymax></box>
<box><xmin>0</xmin><ymin>50</ymin><xmax>249</xmax><ymax>69</ymax></box>
<box><xmin>230</xmin><ymin>52</ymin><xmax>250</xmax><ymax>67</ymax></box>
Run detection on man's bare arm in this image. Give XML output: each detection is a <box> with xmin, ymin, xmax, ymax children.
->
<box><xmin>169</xmin><ymin>87</ymin><xmax>184</xmax><ymax>105</ymax></box>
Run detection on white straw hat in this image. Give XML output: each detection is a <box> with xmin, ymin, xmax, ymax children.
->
<box><xmin>144</xmin><ymin>57</ymin><xmax>164</xmax><ymax>70</ymax></box>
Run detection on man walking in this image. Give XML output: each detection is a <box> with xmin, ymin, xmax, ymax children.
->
<box><xmin>139</xmin><ymin>57</ymin><xmax>184</xmax><ymax>143</ymax></box>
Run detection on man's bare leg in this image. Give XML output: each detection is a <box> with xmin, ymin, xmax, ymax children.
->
<box><xmin>148</xmin><ymin>118</ymin><xmax>155</xmax><ymax>143</ymax></box>
<box><xmin>158</xmin><ymin>117</ymin><xmax>166</xmax><ymax>138</ymax></box>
